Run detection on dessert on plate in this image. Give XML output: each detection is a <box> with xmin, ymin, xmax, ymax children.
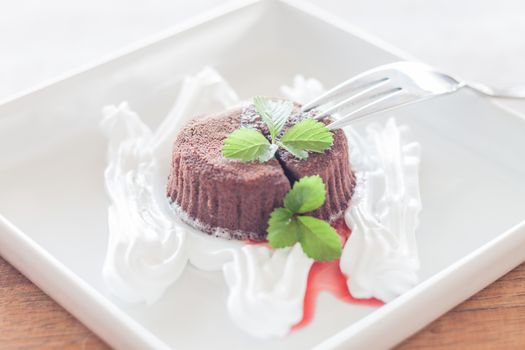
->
<box><xmin>166</xmin><ymin>100</ymin><xmax>355</xmax><ymax>242</ymax></box>
<box><xmin>100</xmin><ymin>69</ymin><xmax>422</xmax><ymax>339</ymax></box>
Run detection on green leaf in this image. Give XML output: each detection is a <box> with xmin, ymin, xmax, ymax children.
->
<box><xmin>279</xmin><ymin>118</ymin><xmax>333</xmax><ymax>158</ymax></box>
<box><xmin>265</xmin><ymin>175</ymin><xmax>341</xmax><ymax>262</ymax></box>
<box><xmin>253</xmin><ymin>96</ymin><xmax>293</xmax><ymax>141</ymax></box>
<box><xmin>296</xmin><ymin>216</ymin><xmax>342</xmax><ymax>261</ymax></box>
<box><xmin>267</xmin><ymin>208</ymin><xmax>299</xmax><ymax>248</ymax></box>
<box><xmin>222</xmin><ymin>128</ymin><xmax>275</xmax><ymax>162</ymax></box>
<box><xmin>277</xmin><ymin>141</ymin><xmax>309</xmax><ymax>160</ymax></box>
<box><xmin>284</xmin><ymin>175</ymin><xmax>326</xmax><ymax>214</ymax></box>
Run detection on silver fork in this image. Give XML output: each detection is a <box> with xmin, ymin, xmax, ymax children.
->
<box><xmin>302</xmin><ymin>61</ymin><xmax>525</xmax><ymax>130</ymax></box>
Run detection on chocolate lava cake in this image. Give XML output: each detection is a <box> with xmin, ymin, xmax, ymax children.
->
<box><xmin>166</xmin><ymin>102</ymin><xmax>355</xmax><ymax>241</ymax></box>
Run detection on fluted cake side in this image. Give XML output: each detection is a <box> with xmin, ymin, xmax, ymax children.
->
<box><xmin>167</xmin><ymin>108</ymin><xmax>290</xmax><ymax>240</ymax></box>
<box><xmin>276</xmin><ymin>125</ymin><xmax>355</xmax><ymax>221</ymax></box>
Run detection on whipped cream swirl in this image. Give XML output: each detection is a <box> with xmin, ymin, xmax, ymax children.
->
<box><xmin>223</xmin><ymin>243</ymin><xmax>313</xmax><ymax>338</ymax></box>
<box><xmin>100</xmin><ymin>102</ymin><xmax>188</xmax><ymax>304</ymax></box>
<box><xmin>341</xmin><ymin>120</ymin><xmax>422</xmax><ymax>302</ymax></box>
<box><xmin>100</xmin><ymin>67</ymin><xmax>239</xmax><ymax>304</ymax></box>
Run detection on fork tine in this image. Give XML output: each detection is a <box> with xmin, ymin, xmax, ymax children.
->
<box><xmin>327</xmin><ymin>88</ymin><xmax>404</xmax><ymax>130</ymax></box>
<box><xmin>313</xmin><ymin>78</ymin><xmax>391</xmax><ymax>120</ymax></box>
<box><xmin>303</xmin><ymin>61</ymin><xmax>465</xmax><ymax>129</ymax></box>
<box><xmin>301</xmin><ymin>72</ymin><xmax>390</xmax><ymax>112</ymax></box>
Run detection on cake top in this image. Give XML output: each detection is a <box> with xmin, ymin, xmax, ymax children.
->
<box><xmin>240</xmin><ymin>101</ymin><xmax>351</xmax><ymax>186</ymax></box>
<box><xmin>222</xmin><ymin>97</ymin><xmax>334</xmax><ymax>163</ymax></box>
<box><xmin>173</xmin><ymin>107</ymin><xmax>286</xmax><ymax>184</ymax></box>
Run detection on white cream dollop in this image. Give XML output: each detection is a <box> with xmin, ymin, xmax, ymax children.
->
<box><xmin>223</xmin><ymin>243</ymin><xmax>313</xmax><ymax>338</ymax></box>
<box><xmin>184</xmin><ymin>236</ymin><xmax>313</xmax><ymax>338</ymax></box>
<box><xmin>100</xmin><ymin>67</ymin><xmax>239</xmax><ymax>304</ymax></box>
<box><xmin>340</xmin><ymin>119</ymin><xmax>422</xmax><ymax>302</ymax></box>
<box><xmin>100</xmin><ymin>102</ymin><xmax>188</xmax><ymax>304</ymax></box>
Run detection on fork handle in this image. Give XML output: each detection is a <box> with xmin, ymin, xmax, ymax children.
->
<box><xmin>466</xmin><ymin>82</ymin><xmax>525</xmax><ymax>99</ymax></box>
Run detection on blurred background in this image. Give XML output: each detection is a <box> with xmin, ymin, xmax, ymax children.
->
<box><xmin>2</xmin><ymin>0</ymin><xmax>525</xmax><ymax>113</ymax></box>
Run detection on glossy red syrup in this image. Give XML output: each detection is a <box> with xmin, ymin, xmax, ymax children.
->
<box><xmin>292</xmin><ymin>218</ymin><xmax>383</xmax><ymax>331</ymax></box>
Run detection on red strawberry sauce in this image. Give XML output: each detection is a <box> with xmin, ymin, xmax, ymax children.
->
<box><xmin>292</xmin><ymin>218</ymin><xmax>383</xmax><ymax>331</ymax></box>
<box><xmin>244</xmin><ymin>218</ymin><xmax>384</xmax><ymax>331</ymax></box>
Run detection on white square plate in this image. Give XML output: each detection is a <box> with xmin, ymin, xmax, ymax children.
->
<box><xmin>1</xmin><ymin>1</ymin><xmax>525</xmax><ymax>349</ymax></box>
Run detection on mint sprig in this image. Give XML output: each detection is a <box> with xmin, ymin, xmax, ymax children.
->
<box><xmin>222</xmin><ymin>97</ymin><xmax>333</xmax><ymax>162</ymax></box>
<box><xmin>267</xmin><ymin>176</ymin><xmax>342</xmax><ymax>262</ymax></box>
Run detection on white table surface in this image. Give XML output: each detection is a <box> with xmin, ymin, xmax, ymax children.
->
<box><xmin>2</xmin><ymin>0</ymin><xmax>525</xmax><ymax>114</ymax></box>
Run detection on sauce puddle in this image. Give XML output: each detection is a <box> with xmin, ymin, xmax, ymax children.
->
<box><xmin>292</xmin><ymin>218</ymin><xmax>383</xmax><ymax>331</ymax></box>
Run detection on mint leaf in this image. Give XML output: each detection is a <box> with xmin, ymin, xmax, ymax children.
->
<box><xmin>284</xmin><ymin>175</ymin><xmax>326</xmax><ymax>213</ymax></box>
<box><xmin>267</xmin><ymin>208</ymin><xmax>299</xmax><ymax>248</ymax></box>
<box><xmin>280</xmin><ymin>118</ymin><xmax>333</xmax><ymax>158</ymax></box>
<box><xmin>253</xmin><ymin>96</ymin><xmax>293</xmax><ymax>142</ymax></box>
<box><xmin>296</xmin><ymin>216</ymin><xmax>342</xmax><ymax>261</ymax></box>
<box><xmin>277</xmin><ymin>142</ymin><xmax>309</xmax><ymax>160</ymax></box>
<box><xmin>222</xmin><ymin>128</ymin><xmax>275</xmax><ymax>162</ymax></box>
